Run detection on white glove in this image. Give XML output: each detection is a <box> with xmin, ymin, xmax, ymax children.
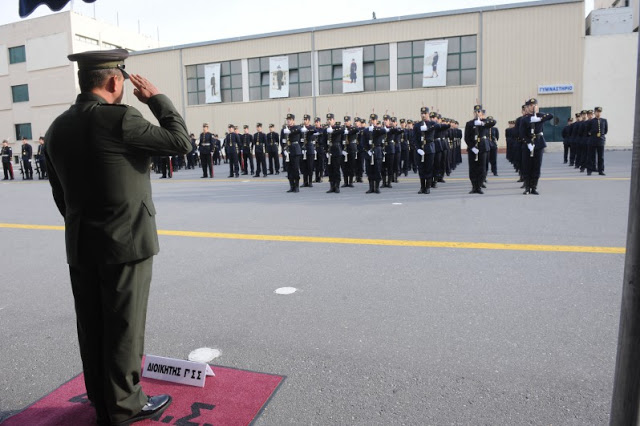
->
<box><xmin>384</xmin><ymin>127</ymin><xmax>389</xmax><ymax>133</ymax></box>
<box><xmin>471</xmin><ymin>147</ymin><xmax>479</xmax><ymax>154</ymax></box>
<box><xmin>342</xmin><ymin>150</ymin><xmax>348</xmax><ymax>156</ymax></box>
<box><xmin>344</xmin><ymin>129</ymin><xmax>349</xmax><ymax>135</ymax></box>
<box><xmin>474</xmin><ymin>119</ymin><xmax>483</xmax><ymax>126</ymax></box>
<box><xmin>367</xmin><ymin>150</ymin><xmax>373</xmax><ymax>156</ymax></box>
<box><xmin>283</xmin><ymin>128</ymin><xmax>291</xmax><ymax>135</ymax></box>
<box><xmin>528</xmin><ymin>143</ymin><xmax>534</xmax><ymax>152</ymax></box>
<box><xmin>417</xmin><ymin>149</ymin><xmax>425</xmax><ymax>156</ymax></box>
<box><xmin>326</xmin><ymin>153</ymin><xmax>330</xmax><ymax>158</ymax></box>
<box><xmin>301</xmin><ymin>126</ymin><xmax>308</xmax><ymax>133</ymax></box>
<box><xmin>368</xmin><ymin>126</ymin><xmax>374</xmax><ymax>132</ymax></box>
<box><xmin>420</xmin><ymin>124</ymin><xmax>427</xmax><ymax>131</ymax></box>
<box><xmin>327</xmin><ymin>126</ymin><xmax>334</xmax><ymax>134</ymax></box>
<box><xmin>530</xmin><ymin>115</ymin><xmax>541</xmax><ymax>123</ymax></box>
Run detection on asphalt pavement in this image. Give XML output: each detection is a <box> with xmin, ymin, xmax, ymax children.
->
<box><xmin>0</xmin><ymin>149</ymin><xmax>632</xmax><ymax>425</ymax></box>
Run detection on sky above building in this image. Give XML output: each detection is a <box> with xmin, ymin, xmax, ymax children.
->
<box><xmin>0</xmin><ymin>0</ymin><xmax>595</xmax><ymax>48</ymax></box>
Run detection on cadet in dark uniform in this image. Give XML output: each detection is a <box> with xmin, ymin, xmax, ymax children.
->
<box><xmin>568</xmin><ymin>113</ymin><xmax>580</xmax><ymax>166</ymax></box>
<box><xmin>198</xmin><ymin>123</ymin><xmax>214</xmax><ymax>178</ymax></box>
<box><xmin>36</xmin><ymin>136</ymin><xmax>48</xmax><ymax>179</ymax></box>
<box><xmin>240</xmin><ymin>125</ymin><xmax>254</xmax><ymax>175</ymax></box>
<box><xmin>159</xmin><ymin>155</ymin><xmax>172</xmax><ymax>178</ymax></box>
<box><xmin>187</xmin><ymin>133</ymin><xmax>197</xmax><ymax>169</ymax></box>
<box><xmin>213</xmin><ymin>133</ymin><xmax>222</xmax><ymax>165</ymax></box>
<box><xmin>45</xmin><ymin>49</ymin><xmax>186</xmax><ymax>425</ymax></box>
<box><xmin>562</xmin><ymin>118</ymin><xmax>573</xmax><ymax>164</ymax></box>
<box><xmin>253</xmin><ymin>123</ymin><xmax>267</xmax><ymax>177</ymax></box>
<box><xmin>487</xmin><ymin>118</ymin><xmax>499</xmax><ymax>176</ymax></box>
<box><xmin>300</xmin><ymin>114</ymin><xmax>315</xmax><ymax>187</ymax></box>
<box><xmin>222</xmin><ymin>124</ymin><xmax>240</xmax><ymax>177</ymax></box>
<box><xmin>356</xmin><ymin>117</ymin><xmax>366</xmax><ymax>182</ymax></box>
<box><xmin>588</xmin><ymin>106</ymin><xmax>608</xmax><ymax>175</ymax></box>
<box><xmin>363</xmin><ymin>113</ymin><xmax>385</xmax><ymax>194</ymax></box>
<box><xmin>21</xmin><ymin>137</ymin><xmax>33</xmax><ymax>180</ymax></box>
<box><xmin>267</xmin><ymin>124</ymin><xmax>280</xmax><ymax>174</ymax></box>
<box><xmin>1</xmin><ymin>140</ymin><xmax>14</xmax><ymax>180</ymax></box>
<box><xmin>324</xmin><ymin>113</ymin><xmax>343</xmax><ymax>193</ymax></box>
<box><xmin>513</xmin><ymin>106</ymin><xmax>525</xmax><ymax>183</ymax></box>
<box><xmin>314</xmin><ymin>117</ymin><xmax>327</xmax><ymax>183</ymax></box>
<box><xmin>464</xmin><ymin>105</ymin><xmax>496</xmax><ymax>194</ymax></box>
<box><xmin>282</xmin><ymin>113</ymin><xmax>302</xmax><ymax>192</ymax></box>
<box><xmin>413</xmin><ymin>107</ymin><xmax>436</xmax><ymax>194</ymax></box>
<box><xmin>341</xmin><ymin>115</ymin><xmax>358</xmax><ymax>188</ymax></box>
<box><xmin>381</xmin><ymin>114</ymin><xmax>395</xmax><ymax>188</ymax></box>
<box><xmin>519</xmin><ymin>98</ymin><xmax>553</xmax><ymax>194</ymax></box>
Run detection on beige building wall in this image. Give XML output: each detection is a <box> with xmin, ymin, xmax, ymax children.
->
<box><xmin>583</xmin><ymin>32</ymin><xmax>637</xmax><ymax>148</ymax></box>
<box><xmin>123</xmin><ymin>1</ymin><xmax>585</xmax><ymax>148</ymax></box>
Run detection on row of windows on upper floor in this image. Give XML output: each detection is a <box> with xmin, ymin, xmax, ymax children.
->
<box><xmin>6</xmin><ymin>36</ymin><xmax>129</xmax><ymax>66</ymax></box>
<box><xmin>186</xmin><ymin>35</ymin><xmax>477</xmax><ymax>106</ymax></box>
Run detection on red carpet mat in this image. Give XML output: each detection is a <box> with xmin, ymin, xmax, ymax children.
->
<box><xmin>2</xmin><ymin>365</ymin><xmax>284</xmax><ymax>426</ymax></box>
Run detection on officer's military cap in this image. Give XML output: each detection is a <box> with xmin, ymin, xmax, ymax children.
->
<box><xmin>344</xmin><ymin>115</ymin><xmax>351</xmax><ymax>122</ymax></box>
<box><xmin>399</xmin><ymin>118</ymin><xmax>405</xmax><ymax>124</ymax></box>
<box><xmin>568</xmin><ymin>118</ymin><xmax>574</xmax><ymax>122</ymax></box>
<box><xmin>437</xmin><ymin>113</ymin><xmax>443</xmax><ymax>119</ymax></box>
<box><xmin>407</xmin><ymin>119</ymin><xmax>413</xmax><ymax>124</ymax></box>
<box><xmin>228</xmin><ymin>124</ymin><xmax>234</xmax><ymax>129</ymax></box>
<box><xmin>326</xmin><ymin>113</ymin><xmax>334</xmax><ymax>119</ymax></box>
<box><xmin>68</xmin><ymin>48</ymin><xmax>130</xmax><ymax>79</ymax></box>
<box><xmin>243</xmin><ymin>125</ymin><xmax>249</xmax><ymax>129</ymax></box>
<box><xmin>360</xmin><ymin>118</ymin><xmax>366</xmax><ymax>123</ymax></box>
<box><xmin>595</xmin><ymin>106</ymin><xmax>603</xmax><ymax>112</ymax></box>
<box><xmin>315</xmin><ymin>117</ymin><xmax>321</xmax><ymax>123</ymax></box>
<box><xmin>203</xmin><ymin>123</ymin><xmax>209</xmax><ymax>127</ymax></box>
<box><xmin>269</xmin><ymin>123</ymin><xmax>275</xmax><ymax>128</ymax></box>
<box><xmin>370</xmin><ymin>113</ymin><xmax>378</xmax><ymax>120</ymax></box>
<box><xmin>581</xmin><ymin>110</ymin><xmax>587</xmax><ymax>114</ymax></box>
<box><xmin>420</xmin><ymin>107</ymin><xmax>429</xmax><ymax>114</ymax></box>
<box><xmin>429</xmin><ymin>112</ymin><xmax>437</xmax><ymax>118</ymax></box>
<box><xmin>587</xmin><ymin>109</ymin><xmax>594</xmax><ymax>114</ymax></box>
<box><xmin>303</xmin><ymin>114</ymin><xmax>311</xmax><ymax>120</ymax></box>
<box><xmin>474</xmin><ymin>105</ymin><xmax>482</xmax><ymax>112</ymax></box>
<box><xmin>575</xmin><ymin>113</ymin><xmax>580</xmax><ymax>118</ymax></box>
<box><xmin>508</xmin><ymin>120</ymin><xmax>514</xmax><ymax>124</ymax></box>
<box><xmin>286</xmin><ymin>113</ymin><xmax>295</xmax><ymax>120</ymax></box>
<box><xmin>487</xmin><ymin>116</ymin><xmax>494</xmax><ymax>121</ymax></box>
<box><xmin>521</xmin><ymin>105</ymin><xmax>526</xmax><ymax>110</ymax></box>
<box><xmin>525</xmin><ymin>98</ymin><xmax>538</xmax><ymax>106</ymax></box>
<box><xmin>391</xmin><ymin>117</ymin><xmax>397</xmax><ymax>122</ymax></box>
<box><xmin>383</xmin><ymin>114</ymin><xmax>391</xmax><ymax>120</ymax></box>
<box><xmin>354</xmin><ymin>117</ymin><xmax>360</xmax><ymax>122</ymax></box>
<box><xmin>256</xmin><ymin>122</ymin><xmax>262</xmax><ymax>127</ymax></box>
<box><xmin>234</xmin><ymin>126</ymin><xmax>238</xmax><ymax>130</ymax></box>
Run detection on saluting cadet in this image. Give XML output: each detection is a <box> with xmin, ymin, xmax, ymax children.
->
<box><xmin>314</xmin><ymin>117</ymin><xmax>326</xmax><ymax>183</ymax></box>
<box><xmin>519</xmin><ymin>98</ymin><xmax>553</xmax><ymax>194</ymax></box>
<box><xmin>562</xmin><ymin>117</ymin><xmax>573</xmax><ymax>164</ymax></box>
<box><xmin>282</xmin><ymin>113</ymin><xmax>302</xmax><ymax>192</ymax></box>
<box><xmin>464</xmin><ymin>105</ymin><xmax>496</xmax><ymax>194</ymax></box>
<box><xmin>253</xmin><ymin>123</ymin><xmax>267</xmax><ymax>177</ymax></box>
<box><xmin>588</xmin><ymin>106</ymin><xmax>608</xmax><ymax>175</ymax></box>
<box><xmin>198</xmin><ymin>123</ymin><xmax>214</xmax><ymax>178</ymax></box>
<box><xmin>381</xmin><ymin>114</ymin><xmax>395</xmax><ymax>188</ymax></box>
<box><xmin>21</xmin><ymin>137</ymin><xmax>33</xmax><ymax>180</ymax></box>
<box><xmin>363</xmin><ymin>113</ymin><xmax>385</xmax><ymax>193</ymax></box>
<box><xmin>324</xmin><ymin>113</ymin><xmax>343</xmax><ymax>193</ymax></box>
<box><xmin>487</xmin><ymin>118</ymin><xmax>499</xmax><ymax>176</ymax></box>
<box><xmin>240</xmin><ymin>125</ymin><xmax>254</xmax><ymax>175</ymax></box>
<box><xmin>1</xmin><ymin>140</ymin><xmax>14</xmax><ymax>180</ymax></box>
<box><xmin>36</xmin><ymin>136</ymin><xmax>48</xmax><ymax>179</ymax></box>
<box><xmin>267</xmin><ymin>124</ymin><xmax>280</xmax><ymax>175</ymax></box>
<box><xmin>222</xmin><ymin>124</ymin><xmax>240</xmax><ymax>178</ymax></box>
<box><xmin>341</xmin><ymin>115</ymin><xmax>358</xmax><ymax>188</ymax></box>
<box><xmin>413</xmin><ymin>107</ymin><xmax>436</xmax><ymax>194</ymax></box>
<box><xmin>299</xmin><ymin>114</ymin><xmax>314</xmax><ymax>187</ymax></box>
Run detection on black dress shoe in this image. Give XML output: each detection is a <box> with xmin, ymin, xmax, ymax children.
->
<box><xmin>599</xmin><ymin>172</ymin><xmax>606</xmax><ymax>176</ymax></box>
<box><xmin>115</xmin><ymin>395</ymin><xmax>172</xmax><ymax>425</ymax></box>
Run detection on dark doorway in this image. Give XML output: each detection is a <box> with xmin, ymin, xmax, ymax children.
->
<box><xmin>539</xmin><ymin>106</ymin><xmax>571</xmax><ymax>142</ymax></box>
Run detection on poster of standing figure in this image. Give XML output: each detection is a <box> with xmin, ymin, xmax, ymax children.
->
<box><xmin>423</xmin><ymin>40</ymin><xmax>448</xmax><ymax>87</ymax></box>
<box><xmin>204</xmin><ymin>63</ymin><xmax>221</xmax><ymax>103</ymax></box>
<box><xmin>269</xmin><ymin>56</ymin><xmax>289</xmax><ymax>98</ymax></box>
<box><xmin>342</xmin><ymin>47</ymin><xmax>363</xmax><ymax>93</ymax></box>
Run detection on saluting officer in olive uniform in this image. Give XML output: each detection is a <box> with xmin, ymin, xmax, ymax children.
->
<box><xmin>45</xmin><ymin>49</ymin><xmax>188</xmax><ymax>425</ymax></box>
<box><xmin>464</xmin><ymin>105</ymin><xmax>496</xmax><ymax>194</ymax></box>
<box><xmin>282</xmin><ymin>113</ymin><xmax>302</xmax><ymax>192</ymax></box>
<box><xmin>1</xmin><ymin>140</ymin><xmax>14</xmax><ymax>180</ymax></box>
<box><xmin>267</xmin><ymin>124</ymin><xmax>280</xmax><ymax>174</ymax></box>
<box><xmin>300</xmin><ymin>114</ymin><xmax>315</xmax><ymax>187</ymax></box>
<box><xmin>198</xmin><ymin>123</ymin><xmax>214</xmax><ymax>178</ymax></box>
<box><xmin>588</xmin><ymin>106</ymin><xmax>608</xmax><ymax>175</ymax></box>
<box><xmin>519</xmin><ymin>98</ymin><xmax>553</xmax><ymax>194</ymax></box>
<box><xmin>253</xmin><ymin>123</ymin><xmax>268</xmax><ymax>177</ymax></box>
<box><xmin>222</xmin><ymin>124</ymin><xmax>240</xmax><ymax>178</ymax></box>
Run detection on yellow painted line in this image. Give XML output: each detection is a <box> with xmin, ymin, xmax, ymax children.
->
<box><xmin>0</xmin><ymin>223</ymin><xmax>624</xmax><ymax>254</ymax></box>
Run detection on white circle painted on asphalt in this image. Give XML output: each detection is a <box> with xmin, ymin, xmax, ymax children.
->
<box><xmin>392</xmin><ymin>203</ymin><xmax>403</xmax><ymax>205</ymax></box>
<box><xmin>275</xmin><ymin>287</ymin><xmax>297</xmax><ymax>295</ymax></box>
<box><xmin>188</xmin><ymin>347</ymin><xmax>221</xmax><ymax>363</ymax></box>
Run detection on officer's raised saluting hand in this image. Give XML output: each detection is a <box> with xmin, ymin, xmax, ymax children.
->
<box><xmin>130</xmin><ymin>74</ymin><xmax>160</xmax><ymax>104</ymax></box>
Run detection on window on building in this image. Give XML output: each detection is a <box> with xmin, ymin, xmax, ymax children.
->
<box><xmin>75</xmin><ymin>34</ymin><xmax>99</xmax><ymax>46</ymax></box>
<box><xmin>318</xmin><ymin>44</ymin><xmax>390</xmax><ymax>95</ymax></box>
<box><xmin>9</xmin><ymin>46</ymin><xmax>26</xmax><ymax>64</ymax></box>
<box><xmin>186</xmin><ymin>60</ymin><xmax>242</xmax><ymax>105</ymax></box>
<box><xmin>397</xmin><ymin>35</ymin><xmax>477</xmax><ymax>89</ymax></box>
<box><xmin>15</xmin><ymin>123</ymin><xmax>32</xmax><ymax>140</ymax></box>
<box><xmin>11</xmin><ymin>85</ymin><xmax>29</xmax><ymax>103</ymax></box>
<box><xmin>248</xmin><ymin>52</ymin><xmax>312</xmax><ymax>100</ymax></box>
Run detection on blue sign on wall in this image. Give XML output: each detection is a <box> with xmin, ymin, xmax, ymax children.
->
<box><xmin>538</xmin><ymin>84</ymin><xmax>574</xmax><ymax>94</ymax></box>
